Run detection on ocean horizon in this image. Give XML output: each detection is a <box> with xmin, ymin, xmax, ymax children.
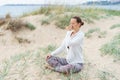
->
<box><xmin>0</xmin><ymin>4</ymin><xmax>44</xmax><ymax>18</ymax></box>
<box><xmin>0</xmin><ymin>4</ymin><xmax>120</xmax><ymax>18</ymax></box>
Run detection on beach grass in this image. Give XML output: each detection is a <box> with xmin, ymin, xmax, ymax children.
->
<box><xmin>55</xmin><ymin>14</ymin><xmax>73</xmax><ymax>29</ymax></box>
<box><xmin>40</xmin><ymin>44</ymin><xmax>57</xmax><ymax>54</ymax></box>
<box><xmin>0</xmin><ymin>45</ymin><xmax>92</xmax><ymax>80</ymax></box>
<box><xmin>100</xmin><ymin>33</ymin><xmax>120</xmax><ymax>59</ymax></box>
<box><xmin>85</xmin><ymin>28</ymin><xmax>107</xmax><ymax>38</ymax></box>
<box><xmin>20</xmin><ymin>6</ymin><xmax>120</xmax><ymax>29</ymax></box>
<box><xmin>26</xmin><ymin>22</ymin><xmax>36</xmax><ymax>30</ymax></box>
<box><xmin>98</xmin><ymin>31</ymin><xmax>107</xmax><ymax>38</ymax></box>
<box><xmin>85</xmin><ymin>28</ymin><xmax>100</xmax><ymax>38</ymax></box>
<box><xmin>110</xmin><ymin>24</ymin><xmax>120</xmax><ymax>29</ymax></box>
<box><xmin>97</xmin><ymin>70</ymin><xmax>119</xmax><ymax>80</ymax></box>
<box><xmin>41</xmin><ymin>17</ymin><xmax>50</xmax><ymax>25</ymax></box>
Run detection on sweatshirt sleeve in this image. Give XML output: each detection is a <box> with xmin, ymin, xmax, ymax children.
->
<box><xmin>51</xmin><ymin>39</ymin><xmax>65</xmax><ymax>56</ymax></box>
<box><xmin>51</xmin><ymin>31</ymin><xmax>69</xmax><ymax>56</ymax></box>
<box><xmin>68</xmin><ymin>32</ymin><xmax>84</xmax><ymax>46</ymax></box>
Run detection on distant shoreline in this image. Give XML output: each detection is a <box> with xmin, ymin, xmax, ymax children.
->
<box><xmin>4</xmin><ymin>4</ymin><xmax>46</xmax><ymax>6</ymax></box>
<box><xmin>4</xmin><ymin>3</ymin><xmax>120</xmax><ymax>6</ymax></box>
<box><xmin>0</xmin><ymin>4</ymin><xmax>120</xmax><ymax>18</ymax></box>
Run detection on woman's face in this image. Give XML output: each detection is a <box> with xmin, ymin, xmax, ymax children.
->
<box><xmin>70</xmin><ymin>18</ymin><xmax>80</xmax><ymax>31</ymax></box>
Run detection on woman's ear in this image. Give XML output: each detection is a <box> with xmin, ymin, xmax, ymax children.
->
<box><xmin>79</xmin><ymin>23</ymin><xmax>81</xmax><ymax>27</ymax></box>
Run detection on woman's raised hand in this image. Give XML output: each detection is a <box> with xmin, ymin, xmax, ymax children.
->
<box><xmin>66</xmin><ymin>25</ymin><xmax>72</xmax><ymax>31</ymax></box>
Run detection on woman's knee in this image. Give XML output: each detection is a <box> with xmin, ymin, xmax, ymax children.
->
<box><xmin>72</xmin><ymin>64</ymin><xmax>83</xmax><ymax>73</ymax></box>
<box><xmin>55</xmin><ymin>64</ymin><xmax>73</xmax><ymax>73</ymax></box>
<box><xmin>46</xmin><ymin>56</ymin><xmax>59</xmax><ymax>67</ymax></box>
<box><xmin>54</xmin><ymin>63</ymin><xmax>83</xmax><ymax>73</ymax></box>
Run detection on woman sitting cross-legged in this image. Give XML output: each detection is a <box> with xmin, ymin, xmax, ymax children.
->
<box><xmin>46</xmin><ymin>16</ymin><xmax>84</xmax><ymax>74</ymax></box>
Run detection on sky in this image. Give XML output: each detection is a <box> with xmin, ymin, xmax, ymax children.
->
<box><xmin>0</xmin><ymin>0</ymin><xmax>109</xmax><ymax>6</ymax></box>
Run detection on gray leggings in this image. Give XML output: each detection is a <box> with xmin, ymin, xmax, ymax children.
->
<box><xmin>46</xmin><ymin>56</ymin><xmax>83</xmax><ymax>73</ymax></box>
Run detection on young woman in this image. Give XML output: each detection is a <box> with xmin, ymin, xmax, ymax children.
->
<box><xmin>46</xmin><ymin>16</ymin><xmax>84</xmax><ymax>74</ymax></box>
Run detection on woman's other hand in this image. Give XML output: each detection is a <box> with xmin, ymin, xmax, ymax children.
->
<box><xmin>46</xmin><ymin>54</ymin><xmax>52</xmax><ymax>61</ymax></box>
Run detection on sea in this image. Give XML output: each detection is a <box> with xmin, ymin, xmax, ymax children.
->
<box><xmin>0</xmin><ymin>4</ymin><xmax>120</xmax><ymax>18</ymax></box>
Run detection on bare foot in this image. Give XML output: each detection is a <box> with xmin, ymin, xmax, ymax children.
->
<box><xmin>45</xmin><ymin>65</ymin><xmax>54</xmax><ymax>71</ymax></box>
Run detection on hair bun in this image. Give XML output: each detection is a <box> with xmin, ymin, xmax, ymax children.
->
<box><xmin>81</xmin><ymin>22</ymin><xmax>84</xmax><ymax>26</ymax></box>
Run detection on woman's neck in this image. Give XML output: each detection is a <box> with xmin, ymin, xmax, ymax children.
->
<box><xmin>71</xmin><ymin>29</ymin><xmax>79</xmax><ymax>36</ymax></box>
<box><xmin>73</xmin><ymin>29</ymin><xmax>79</xmax><ymax>33</ymax></box>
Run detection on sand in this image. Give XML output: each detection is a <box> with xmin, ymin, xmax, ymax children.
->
<box><xmin>0</xmin><ymin>15</ymin><xmax>120</xmax><ymax>80</ymax></box>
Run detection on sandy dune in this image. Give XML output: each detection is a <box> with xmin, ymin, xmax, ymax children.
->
<box><xmin>0</xmin><ymin>15</ymin><xmax>120</xmax><ymax>80</ymax></box>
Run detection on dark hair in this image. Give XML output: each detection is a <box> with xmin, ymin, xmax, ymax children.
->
<box><xmin>72</xmin><ymin>16</ymin><xmax>84</xmax><ymax>26</ymax></box>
